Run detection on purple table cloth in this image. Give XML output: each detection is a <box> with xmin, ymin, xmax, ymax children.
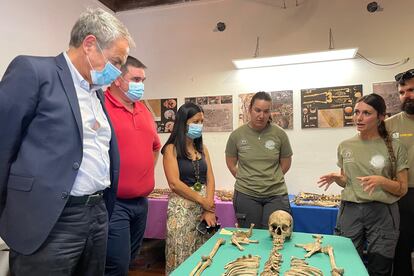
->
<box><xmin>144</xmin><ymin>196</ymin><xmax>237</xmax><ymax>239</ymax></box>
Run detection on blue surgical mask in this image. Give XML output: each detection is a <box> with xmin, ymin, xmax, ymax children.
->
<box><xmin>90</xmin><ymin>62</ymin><xmax>121</xmax><ymax>86</ymax></box>
<box><xmin>87</xmin><ymin>43</ymin><xmax>121</xmax><ymax>87</ymax></box>
<box><xmin>187</xmin><ymin>123</ymin><xmax>203</xmax><ymax>139</ymax></box>
<box><xmin>125</xmin><ymin>81</ymin><xmax>144</xmax><ymax>102</ymax></box>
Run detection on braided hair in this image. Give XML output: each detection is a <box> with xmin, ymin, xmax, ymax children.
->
<box><xmin>356</xmin><ymin>93</ymin><xmax>396</xmax><ymax>180</ymax></box>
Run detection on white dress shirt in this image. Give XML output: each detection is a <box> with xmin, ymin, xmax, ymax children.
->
<box><xmin>63</xmin><ymin>52</ymin><xmax>111</xmax><ymax>196</ymax></box>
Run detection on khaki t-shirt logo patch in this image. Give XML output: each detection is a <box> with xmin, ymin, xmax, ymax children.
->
<box><xmin>342</xmin><ymin>149</ymin><xmax>354</xmax><ymax>163</ymax></box>
<box><xmin>370</xmin><ymin>154</ymin><xmax>386</xmax><ymax>169</ymax></box>
<box><xmin>265</xmin><ymin>140</ymin><xmax>276</xmax><ymax>150</ymax></box>
<box><xmin>239</xmin><ymin>139</ymin><xmax>251</xmax><ymax>151</ymax></box>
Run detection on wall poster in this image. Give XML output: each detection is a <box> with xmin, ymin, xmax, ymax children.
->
<box><xmin>141</xmin><ymin>98</ymin><xmax>177</xmax><ymax>133</ymax></box>
<box><xmin>185</xmin><ymin>95</ymin><xmax>233</xmax><ymax>132</ymax></box>
<box><xmin>238</xmin><ymin>90</ymin><xmax>294</xmax><ymax>129</ymax></box>
<box><xmin>372</xmin><ymin>81</ymin><xmax>400</xmax><ymax>117</ymax></box>
<box><xmin>301</xmin><ymin>85</ymin><xmax>363</xmax><ymax>128</ymax></box>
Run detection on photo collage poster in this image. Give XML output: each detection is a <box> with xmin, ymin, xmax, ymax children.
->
<box><xmin>238</xmin><ymin>90</ymin><xmax>294</xmax><ymax>129</ymax></box>
<box><xmin>185</xmin><ymin>95</ymin><xmax>233</xmax><ymax>132</ymax></box>
<box><xmin>372</xmin><ymin>81</ymin><xmax>400</xmax><ymax>117</ymax></box>
<box><xmin>141</xmin><ymin>98</ymin><xmax>178</xmax><ymax>133</ymax></box>
<box><xmin>301</xmin><ymin>85</ymin><xmax>363</xmax><ymax>128</ymax></box>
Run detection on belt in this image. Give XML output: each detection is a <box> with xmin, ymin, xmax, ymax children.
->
<box><xmin>66</xmin><ymin>191</ymin><xmax>104</xmax><ymax>206</ymax></box>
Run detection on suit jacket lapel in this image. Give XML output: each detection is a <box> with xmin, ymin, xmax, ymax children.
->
<box><xmin>55</xmin><ymin>53</ymin><xmax>83</xmax><ymax>140</ymax></box>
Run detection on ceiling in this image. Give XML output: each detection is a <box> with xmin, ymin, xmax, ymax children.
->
<box><xmin>98</xmin><ymin>0</ymin><xmax>202</xmax><ymax>12</ymax></box>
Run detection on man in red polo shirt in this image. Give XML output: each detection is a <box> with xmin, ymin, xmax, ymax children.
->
<box><xmin>104</xmin><ymin>56</ymin><xmax>161</xmax><ymax>276</ymax></box>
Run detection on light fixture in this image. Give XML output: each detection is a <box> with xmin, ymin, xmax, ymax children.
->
<box><xmin>232</xmin><ymin>48</ymin><xmax>358</xmax><ymax>69</ymax></box>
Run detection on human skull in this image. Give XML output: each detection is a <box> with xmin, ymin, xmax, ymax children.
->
<box><xmin>268</xmin><ymin>210</ymin><xmax>293</xmax><ymax>240</ymax></box>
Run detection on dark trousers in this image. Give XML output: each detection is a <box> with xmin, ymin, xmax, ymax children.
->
<box><xmin>393</xmin><ymin>188</ymin><xmax>414</xmax><ymax>276</ymax></box>
<box><xmin>335</xmin><ymin>201</ymin><xmax>399</xmax><ymax>276</ymax></box>
<box><xmin>233</xmin><ymin>190</ymin><xmax>291</xmax><ymax>229</ymax></box>
<box><xmin>105</xmin><ymin>197</ymin><xmax>148</xmax><ymax>276</ymax></box>
<box><xmin>10</xmin><ymin>199</ymin><xmax>108</xmax><ymax>276</ymax></box>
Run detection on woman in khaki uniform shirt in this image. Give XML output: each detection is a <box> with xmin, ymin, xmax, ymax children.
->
<box><xmin>318</xmin><ymin>93</ymin><xmax>408</xmax><ymax>276</ymax></box>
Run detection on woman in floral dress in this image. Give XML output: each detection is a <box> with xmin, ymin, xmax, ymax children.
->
<box><xmin>161</xmin><ymin>102</ymin><xmax>217</xmax><ymax>274</ymax></box>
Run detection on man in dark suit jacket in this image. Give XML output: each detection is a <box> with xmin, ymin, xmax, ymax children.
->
<box><xmin>0</xmin><ymin>8</ymin><xmax>135</xmax><ymax>275</ymax></box>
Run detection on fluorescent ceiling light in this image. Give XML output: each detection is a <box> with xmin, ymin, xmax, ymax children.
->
<box><xmin>232</xmin><ymin>48</ymin><xmax>358</xmax><ymax>69</ymax></box>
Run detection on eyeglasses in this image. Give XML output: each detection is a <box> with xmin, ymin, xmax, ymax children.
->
<box><xmin>395</xmin><ymin>69</ymin><xmax>414</xmax><ymax>82</ymax></box>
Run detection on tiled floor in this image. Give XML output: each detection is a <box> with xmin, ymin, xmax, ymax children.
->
<box><xmin>128</xmin><ymin>239</ymin><xmax>166</xmax><ymax>276</ymax></box>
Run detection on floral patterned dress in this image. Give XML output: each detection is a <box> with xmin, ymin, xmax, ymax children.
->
<box><xmin>165</xmin><ymin>156</ymin><xmax>212</xmax><ymax>274</ymax></box>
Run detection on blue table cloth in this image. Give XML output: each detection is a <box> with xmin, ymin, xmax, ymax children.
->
<box><xmin>289</xmin><ymin>195</ymin><xmax>339</xmax><ymax>234</ymax></box>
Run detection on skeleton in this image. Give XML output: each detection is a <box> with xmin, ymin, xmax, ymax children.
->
<box><xmin>260</xmin><ymin>210</ymin><xmax>294</xmax><ymax>275</ymax></box>
<box><xmin>284</xmin><ymin>257</ymin><xmax>323</xmax><ymax>276</ymax></box>
<box><xmin>293</xmin><ymin>192</ymin><xmax>341</xmax><ymax>208</ymax></box>
<box><xmin>295</xmin><ymin>235</ymin><xmax>323</xmax><ymax>258</ymax></box>
<box><xmin>260</xmin><ymin>237</ymin><xmax>285</xmax><ymax>276</ymax></box>
<box><xmin>222</xmin><ymin>254</ymin><xmax>261</xmax><ymax>276</ymax></box>
<box><xmin>189</xmin><ymin>238</ymin><xmax>225</xmax><ymax>276</ymax></box>
<box><xmin>321</xmin><ymin>245</ymin><xmax>344</xmax><ymax>276</ymax></box>
<box><xmin>231</xmin><ymin>223</ymin><xmax>258</xmax><ymax>251</ymax></box>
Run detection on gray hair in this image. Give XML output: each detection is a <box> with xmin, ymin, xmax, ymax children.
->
<box><xmin>69</xmin><ymin>8</ymin><xmax>135</xmax><ymax>49</ymax></box>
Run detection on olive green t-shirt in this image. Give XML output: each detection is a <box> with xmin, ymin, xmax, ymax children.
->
<box><xmin>225</xmin><ymin>124</ymin><xmax>293</xmax><ymax>197</ymax></box>
<box><xmin>337</xmin><ymin>135</ymin><xmax>408</xmax><ymax>204</ymax></box>
<box><xmin>386</xmin><ymin>112</ymin><xmax>414</xmax><ymax>188</ymax></box>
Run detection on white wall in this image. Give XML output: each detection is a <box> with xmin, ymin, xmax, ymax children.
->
<box><xmin>0</xmin><ymin>0</ymin><xmax>108</xmax><ymax>75</ymax></box>
<box><xmin>117</xmin><ymin>0</ymin><xmax>414</xmax><ymax>194</ymax></box>
<box><xmin>1</xmin><ymin>0</ymin><xmax>413</xmax><ymax>195</ymax></box>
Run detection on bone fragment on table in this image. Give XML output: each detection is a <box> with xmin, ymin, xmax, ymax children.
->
<box><xmin>189</xmin><ymin>260</ymin><xmax>203</xmax><ymax>276</ymax></box>
<box><xmin>189</xmin><ymin>238</ymin><xmax>225</xmax><ymax>276</ymax></box>
<box><xmin>147</xmin><ymin>188</ymin><xmax>171</xmax><ymax>198</ymax></box>
<box><xmin>260</xmin><ymin>236</ymin><xmax>285</xmax><ymax>276</ymax></box>
<box><xmin>231</xmin><ymin>223</ymin><xmax>258</xmax><ymax>251</ymax></box>
<box><xmin>268</xmin><ymin>210</ymin><xmax>293</xmax><ymax>240</ymax></box>
<box><xmin>293</xmin><ymin>192</ymin><xmax>341</xmax><ymax>208</ymax></box>
<box><xmin>321</xmin><ymin>245</ymin><xmax>344</xmax><ymax>276</ymax></box>
<box><xmin>295</xmin><ymin>235</ymin><xmax>323</xmax><ymax>258</ymax></box>
<box><xmin>215</xmin><ymin>190</ymin><xmax>233</xmax><ymax>201</ymax></box>
<box><xmin>284</xmin><ymin>257</ymin><xmax>323</xmax><ymax>276</ymax></box>
<box><xmin>223</xmin><ymin>254</ymin><xmax>261</xmax><ymax>276</ymax></box>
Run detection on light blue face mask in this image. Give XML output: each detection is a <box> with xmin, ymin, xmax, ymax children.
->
<box><xmin>186</xmin><ymin>123</ymin><xmax>203</xmax><ymax>139</ymax></box>
<box><xmin>90</xmin><ymin>62</ymin><xmax>121</xmax><ymax>86</ymax></box>
<box><xmin>124</xmin><ymin>81</ymin><xmax>144</xmax><ymax>102</ymax></box>
<box><xmin>87</xmin><ymin>43</ymin><xmax>121</xmax><ymax>87</ymax></box>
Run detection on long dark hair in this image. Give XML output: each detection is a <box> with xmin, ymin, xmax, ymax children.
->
<box><xmin>161</xmin><ymin>102</ymin><xmax>204</xmax><ymax>159</ymax></box>
<box><xmin>356</xmin><ymin>93</ymin><xmax>396</xmax><ymax>179</ymax></box>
